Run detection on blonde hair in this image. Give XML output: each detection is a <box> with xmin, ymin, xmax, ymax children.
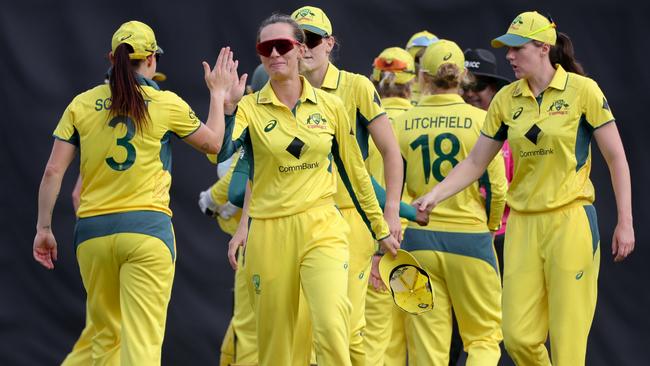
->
<box><xmin>373</xmin><ymin>71</ymin><xmax>411</xmax><ymax>98</ymax></box>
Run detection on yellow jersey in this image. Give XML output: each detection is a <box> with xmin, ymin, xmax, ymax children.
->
<box><xmin>319</xmin><ymin>63</ymin><xmax>386</xmax><ymax>209</ymax></box>
<box><xmin>481</xmin><ymin>65</ymin><xmax>615</xmax><ymax>213</ymax></box>
<box><xmin>230</xmin><ymin>77</ymin><xmax>390</xmax><ymax>240</ymax></box>
<box><xmin>397</xmin><ymin>93</ymin><xmax>507</xmax><ymax>232</ymax></box>
<box><xmin>53</xmin><ymin>82</ymin><xmax>200</xmax><ymax>218</ymax></box>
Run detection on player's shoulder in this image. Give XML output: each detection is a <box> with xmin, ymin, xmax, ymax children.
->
<box><xmin>340</xmin><ymin>69</ymin><xmax>374</xmax><ymax>91</ymax></box>
<box><xmin>314</xmin><ymin>87</ymin><xmax>345</xmax><ymax>107</ymax></box>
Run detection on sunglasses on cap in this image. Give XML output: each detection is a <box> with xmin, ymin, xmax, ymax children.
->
<box><xmin>373</xmin><ymin>57</ymin><xmax>411</xmax><ymax>72</ymax></box>
<box><xmin>256</xmin><ymin>38</ymin><xmax>301</xmax><ymax>57</ymax></box>
<box><xmin>304</xmin><ymin>32</ymin><xmax>329</xmax><ymax>49</ymax></box>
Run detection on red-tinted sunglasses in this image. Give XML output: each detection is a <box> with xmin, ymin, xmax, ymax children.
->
<box><xmin>256</xmin><ymin>38</ymin><xmax>301</xmax><ymax>57</ymax></box>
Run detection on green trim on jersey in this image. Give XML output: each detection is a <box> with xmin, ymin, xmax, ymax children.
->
<box><xmin>74</xmin><ymin>210</ymin><xmax>175</xmax><ymax>261</ymax></box>
<box><xmin>160</xmin><ymin>131</ymin><xmax>173</xmax><ymax>171</ymax></box>
<box><xmin>402</xmin><ymin>228</ymin><xmax>498</xmax><ymax>273</ymax></box>
<box><xmin>331</xmin><ymin>136</ymin><xmax>375</xmax><ymax>239</ymax></box>
<box><xmin>583</xmin><ymin>205</ymin><xmax>600</xmax><ymax>255</ymax></box>
<box><xmin>478</xmin><ymin>170</ymin><xmax>493</xmax><ymax>221</ymax></box>
<box><xmin>53</xmin><ymin>128</ymin><xmax>80</xmax><ymax>147</ymax></box>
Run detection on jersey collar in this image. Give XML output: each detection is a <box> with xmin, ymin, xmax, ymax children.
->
<box><xmin>256</xmin><ymin>76</ymin><xmax>319</xmax><ymax>106</ymax></box>
<box><xmin>416</xmin><ymin>93</ymin><xmax>465</xmax><ymax>106</ymax></box>
<box><xmin>512</xmin><ymin>64</ymin><xmax>568</xmax><ymax>97</ymax></box>
<box><xmin>320</xmin><ymin>63</ymin><xmax>341</xmax><ymax>90</ymax></box>
<box><xmin>382</xmin><ymin>97</ymin><xmax>413</xmax><ymax>110</ymax></box>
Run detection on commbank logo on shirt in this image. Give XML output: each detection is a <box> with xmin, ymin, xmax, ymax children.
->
<box><xmin>286</xmin><ymin>137</ymin><xmax>307</xmax><ymax>159</ymax></box>
<box><xmin>525</xmin><ymin>124</ymin><xmax>543</xmax><ymax>144</ymax></box>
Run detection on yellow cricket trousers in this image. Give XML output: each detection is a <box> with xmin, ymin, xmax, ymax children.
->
<box><xmin>244</xmin><ymin>204</ymin><xmax>352</xmax><ymax>366</ymax></box>
<box><xmin>503</xmin><ymin>204</ymin><xmax>600</xmax><ymax>366</ymax></box>
<box><xmin>402</xmin><ymin>229</ymin><xmax>502</xmax><ymax>366</ymax></box>
<box><xmin>74</xmin><ymin>210</ymin><xmax>176</xmax><ymax>366</ymax></box>
<box><xmin>364</xmin><ymin>284</ymin><xmax>407</xmax><ymax>365</ymax></box>
<box><xmin>220</xmin><ymin>251</ymin><xmax>258</xmax><ymax>366</ymax></box>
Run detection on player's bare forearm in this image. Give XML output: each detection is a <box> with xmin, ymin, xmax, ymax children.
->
<box><xmin>37</xmin><ymin>140</ymin><xmax>76</xmax><ymax>232</ymax></box>
<box><xmin>368</xmin><ymin>114</ymin><xmax>402</xmax><ymax>221</ymax></box>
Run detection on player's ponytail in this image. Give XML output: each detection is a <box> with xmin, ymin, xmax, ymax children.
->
<box><xmin>373</xmin><ymin>71</ymin><xmax>411</xmax><ymax>99</ymax></box>
<box><xmin>109</xmin><ymin>43</ymin><xmax>150</xmax><ymax>131</ymax></box>
<box><xmin>549</xmin><ymin>32</ymin><xmax>585</xmax><ymax>76</ymax></box>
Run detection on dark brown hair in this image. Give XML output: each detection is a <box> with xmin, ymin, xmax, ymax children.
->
<box><xmin>256</xmin><ymin>13</ymin><xmax>305</xmax><ymax>43</ymax></box>
<box><xmin>535</xmin><ymin>32</ymin><xmax>585</xmax><ymax>76</ymax></box>
<box><xmin>550</xmin><ymin>32</ymin><xmax>585</xmax><ymax>75</ymax></box>
<box><xmin>109</xmin><ymin>43</ymin><xmax>150</xmax><ymax>130</ymax></box>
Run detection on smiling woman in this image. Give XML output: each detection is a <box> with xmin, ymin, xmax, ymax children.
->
<box><xmin>217</xmin><ymin>12</ymin><xmax>399</xmax><ymax>366</ymax></box>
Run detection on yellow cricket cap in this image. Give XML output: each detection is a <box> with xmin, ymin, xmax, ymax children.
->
<box><xmin>405</xmin><ymin>30</ymin><xmax>439</xmax><ymax>58</ymax></box>
<box><xmin>372</xmin><ymin>47</ymin><xmax>415</xmax><ymax>84</ymax></box>
<box><xmin>292</xmin><ymin>6</ymin><xmax>332</xmax><ymax>36</ymax></box>
<box><xmin>420</xmin><ymin>39</ymin><xmax>465</xmax><ymax>76</ymax></box>
<box><xmin>111</xmin><ymin>20</ymin><xmax>163</xmax><ymax>60</ymax></box>
<box><xmin>491</xmin><ymin>11</ymin><xmax>557</xmax><ymax>48</ymax></box>
<box><xmin>379</xmin><ymin>249</ymin><xmax>434</xmax><ymax>315</ymax></box>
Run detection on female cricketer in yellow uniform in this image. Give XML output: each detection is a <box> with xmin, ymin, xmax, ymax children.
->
<box><xmin>32</xmin><ymin>21</ymin><xmax>245</xmax><ymax>365</ymax></box>
<box><xmin>415</xmin><ymin>12</ymin><xmax>635</xmax><ymax>366</ymax></box>
<box><xmin>364</xmin><ymin>46</ymin><xmax>416</xmax><ymax>366</ymax></box>
<box><xmin>224</xmin><ymin>14</ymin><xmax>399</xmax><ymax>366</ymax></box>
<box><xmin>290</xmin><ymin>7</ymin><xmax>404</xmax><ymax>364</ymax></box>
<box><xmin>398</xmin><ymin>39</ymin><xmax>507</xmax><ymax>365</ymax></box>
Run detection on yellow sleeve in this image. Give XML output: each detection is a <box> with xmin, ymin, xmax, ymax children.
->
<box><xmin>481</xmin><ymin>91</ymin><xmax>508</xmax><ymax>141</ymax></box>
<box><xmin>167</xmin><ymin>93</ymin><xmax>202</xmax><ymax>138</ymax></box>
<box><xmin>52</xmin><ymin>100</ymin><xmax>79</xmax><ymax>146</ymax></box>
<box><xmin>354</xmin><ymin>75</ymin><xmax>386</xmax><ymax>126</ymax></box>
<box><xmin>481</xmin><ymin>150</ymin><xmax>507</xmax><ymax>231</ymax></box>
<box><xmin>331</xmin><ymin>98</ymin><xmax>390</xmax><ymax>240</ymax></box>
<box><xmin>582</xmin><ymin>78</ymin><xmax>615</xmax><ymax>128</ymax></box>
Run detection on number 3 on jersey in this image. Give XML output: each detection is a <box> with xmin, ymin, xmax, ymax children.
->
<box><xmin>106</xmin><ymin>116</ymin><xmax>136</xmax><ymax>171</ymax></box>
<box><xmin>410</xmin><ymin>133</ymin><xmax>460</xmax><ymax>183</ymax></box>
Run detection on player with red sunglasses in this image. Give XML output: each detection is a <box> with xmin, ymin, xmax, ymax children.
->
<box><xmin>290</xmin><ymin>6</ymin><xmax>405</xmax><ymax>365</ymax></box>
<box><xmin>221</xmin><ymin>13</ymin><xmax>399</xmax><ymax>366</ymax></box>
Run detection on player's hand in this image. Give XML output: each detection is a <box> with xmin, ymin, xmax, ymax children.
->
<box><xmin>33</xmin><ymin>230</ymin><xmax>57</xmax><ymax>270</ymax></box>
<box><xmin>228</xmin><ymin>226</ymin><xmax>247</xmax><ymax>270</ymax></box>
<box><xmin>612</xmin><ymin>221</ymin><xmax>634</xmax><ymax>262</ymax></box>
<box><xmin>369</xmin><ymin>254</ymin><xmax>387</xmax><ymax>292</ymax></box>
<box><xmin>218</xmin><ymin>201</ymin><xmax>240</xmax><ymax>220</ymax></box>
<box><xmin>414</xmin><ymin>205</ymin><xmax>429</xmax><ymax>226</ymax></box>
<box><xmin>384</xmin><ymin>208</ymin><xmax>402</xmax><ymax>243</ymax></box>
<box><xmin>412</xmin><ymin>188</ymin><xmax>439</xmax><ymax>214</ymax></box>
<box><xmin>198</xmin><ymin>189</ymin><xmax>217</xmax><ymax>217</ymax></box>
<box><xmin>378</xmin><ymin>235</ymin><xmax>400</xmax><ymax>257</ymax></box>
<box><xmin>202</xmin><ymin>47</ymin><xmax>240</xmax><ymax>98</ymax></box>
